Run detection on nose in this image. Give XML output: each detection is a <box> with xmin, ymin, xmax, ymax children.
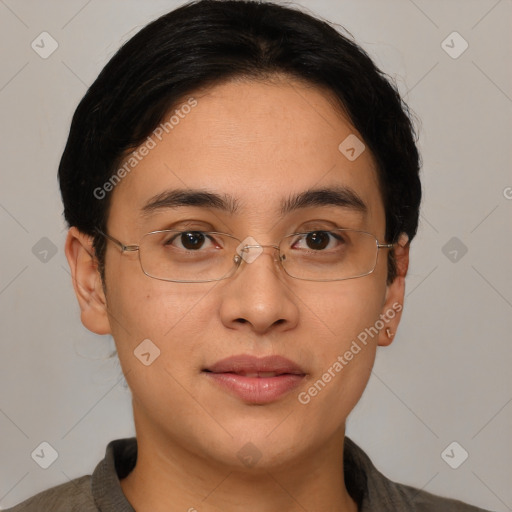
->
<box><xmin>219</xmin><ymin>242</ymin><xmax>299</xmax><ymax>335</ymax></box>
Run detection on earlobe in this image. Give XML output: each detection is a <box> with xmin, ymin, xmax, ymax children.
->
<box><xmin>64</xmin><ymin>227</ymin><xmax>111</xmax><ymax>335</ymax></box>
<box><xmin>377</xmin><ymin>233</ymin><xmax>409</xmax><ymax>347</ymax></box>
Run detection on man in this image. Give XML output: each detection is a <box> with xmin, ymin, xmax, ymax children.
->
<box><xmin>5</xmin><ymin>0</ymin><xmax>492</xmax><ymax>510</ymax></box>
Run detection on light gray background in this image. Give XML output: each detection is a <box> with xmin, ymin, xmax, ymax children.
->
<box><xmin>1</xmin><ymin>0</ymin><xmax>511</xmax><ymax>510</ymax></box>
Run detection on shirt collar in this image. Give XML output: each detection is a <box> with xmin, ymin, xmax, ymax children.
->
<box><xmin>91</xmin><ymin>436</ymin><xmax>391</xmax><ymax>511</ymax></box>
<box><xmin>91</xmin><ymin>438</ymin><xmax>136</xmax><ymax>511</ymax></box>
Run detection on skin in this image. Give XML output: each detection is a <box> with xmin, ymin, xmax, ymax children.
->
<box><xmin>65</xmin><ymin>77</ymin><xmax>409</xmax><ymax>512</ymax></box>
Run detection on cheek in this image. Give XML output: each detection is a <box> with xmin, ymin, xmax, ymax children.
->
<box><xmin>105</xmin><ymin>281</ymin><xmax>213</xmax><ymax>420</ymax></box>
<box><xmin>294</xmin><ymin>277</ymin><xmax>386</xmax><ymax>428</ymax></box>
<box><xmin>302</xmin><ymin>272</ymin><xmax>386</xmax><ymax>345</ymax></box>
<box><xmin>103</xmin><ymin>255</ymin><xmax>209</xmax><ymax>360</ymax></box>
<box><xmin>103</xmin><ymin>275</ymin><xmax>227</xmax><ymax>449</ymax></box>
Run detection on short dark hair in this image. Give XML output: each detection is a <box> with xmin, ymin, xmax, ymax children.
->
<box><xmin>58</xmin><ymin>0</ymin><xmax>421</xmax><ymax>285</ymax></box>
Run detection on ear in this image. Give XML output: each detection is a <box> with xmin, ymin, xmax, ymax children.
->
<box><xmin>64</xmin><ymin>227</ymin><xmax>111</xmax><ymax>335</ymax></box>
<box><xmin>377</xmin><ymin>233</ymin><xmax>409</xmax><ymax>347</ymax></box>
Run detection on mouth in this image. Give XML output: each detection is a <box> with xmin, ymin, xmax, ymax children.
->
<box><xmin>203</xmin><ymin>370</ymin><xmax>302</xmax><ymax>377</ymax></box>
<box><xmin>202</xmin><ymin>354</ymin><xmax>306</xmax><ymax>404</ymax></box>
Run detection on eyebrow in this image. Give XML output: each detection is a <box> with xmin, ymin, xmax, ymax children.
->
<box><xmin>281</xmin><ymin>186</ymin><xmax>367</xmax><ymax>216</ymax></box>
<box><xmin>140</xmin><ymin>186</ymin><xmax>367</xmax><ymax>218</ymax></box>
<box><xmin>141</xmin><ymin>189</ymin><xmax>241</xmax><ymax>216</ymax></box>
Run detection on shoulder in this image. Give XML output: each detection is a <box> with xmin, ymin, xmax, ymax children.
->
<box><xmin>344</xmin><ymin>437</ymin><xmax>494</xmax><ymax>512</ymax></box>
<box><xmin>2</xmin><ymin>475</ymin><xmax>97</xmax><ymax>512</ymax></box>
<box><xmin>384</xmin><ymin>480</ymin><xmax>494</xmax><ymax>512</ymax></box>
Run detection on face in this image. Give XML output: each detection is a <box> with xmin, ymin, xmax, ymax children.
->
<box><xmin>66</xmin><ymin>77</ymin><xmax>407</xmax><ymax>471</ymax></box>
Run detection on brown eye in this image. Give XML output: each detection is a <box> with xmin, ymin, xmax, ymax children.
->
<box><xmin>291</xmin><ymin>230</ymin><xmax>347</xmax><ymax>252</ymax></box>
<box><xmin>305</xmin><ymin>231</ymin><xmax>330</xmax><ymax>250</ymax></box>
<box><xmin>163</xmin><ymin>231</ymin><xmax>211</xmax><ymax>251</ymax></box>
<box><xmin>180</xmin><ymin>231</ymin><xmax>206</xmax><ymax>250</ymax></box>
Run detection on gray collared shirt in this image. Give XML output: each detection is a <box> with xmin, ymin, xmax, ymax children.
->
<box><xmin>4</xmin><ymin>437</ymin><xmax>493</xmax><ymax>511</ymax></box>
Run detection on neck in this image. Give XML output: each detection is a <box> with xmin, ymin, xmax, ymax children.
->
<box><xmin>120</xmin><ymin>411</ymin><xmax>358</xmax><ymax>512</ymax></box>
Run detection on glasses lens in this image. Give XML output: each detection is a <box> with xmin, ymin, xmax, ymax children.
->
<box><xmin>139</xmin><ymin>230</ymin><xmax>239</xmax><ymax>282</ymax></box>
<box><xmin>137</xmin><ymin>229</ymin><xmax>381</xmax><ymax>283</ymax></box>
<box><xmin>279</xmin><ymin>229</ymin><xmax>379</xmax><ymax>281</ymax></box>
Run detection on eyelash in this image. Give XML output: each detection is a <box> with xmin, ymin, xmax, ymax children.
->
<box><xmin>162</xmin><ymin>228</ymin><xmax>348</xmax><ymax>254</ymax></box>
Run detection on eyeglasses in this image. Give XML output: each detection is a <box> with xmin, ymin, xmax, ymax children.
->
<box><xmin>95</xmin><ymin>228</ymin><xmax>394</xmax><ymax>283</ymax></box>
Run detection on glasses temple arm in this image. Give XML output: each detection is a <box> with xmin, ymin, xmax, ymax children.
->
<box><xmin>94</xmin><ymin>228</ymin><xmax>139</xmax><ymax>253</ymax></box>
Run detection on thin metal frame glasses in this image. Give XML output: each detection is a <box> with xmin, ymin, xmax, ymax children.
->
<box><xmin>95</xmin><ymin>228</ymin><xmax>394</xmax><ymax>283</ymax></box>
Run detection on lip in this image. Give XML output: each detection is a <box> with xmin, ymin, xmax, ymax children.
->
<box><xmin>203</xmin><ymin>354</ymin><xmax>306</xmax><ymax>404</ymax></box>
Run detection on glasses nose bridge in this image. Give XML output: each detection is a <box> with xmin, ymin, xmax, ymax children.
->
<box><xmin>237</xmin><ymin>242</ymin><xmax>282</xmax><ymax>265</ymax></box>
<box><xmin>244</xmin><ymin>243</ymin><xmax>280</xmax><ymax>251</ymax></box>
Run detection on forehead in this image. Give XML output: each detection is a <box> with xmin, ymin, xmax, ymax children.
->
<box><xmin>108</xmin><ymin>78</ymin><xmax>385</xmax><ymax>234</ymax></box>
